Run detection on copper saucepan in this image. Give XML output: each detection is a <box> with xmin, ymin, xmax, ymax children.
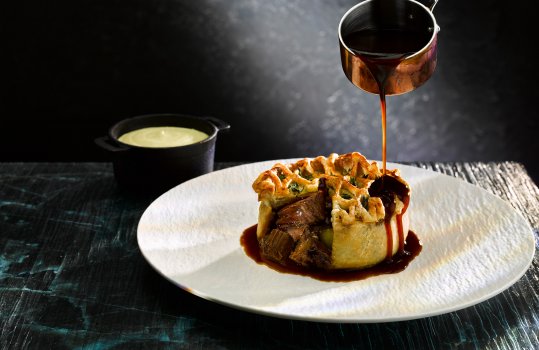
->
<box><xmin>339</xmin><ymin>0</ymin><xmax>440</xmax><ymax>95</ymax></box>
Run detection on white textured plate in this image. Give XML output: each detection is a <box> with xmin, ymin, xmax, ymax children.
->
<box><xmin>137</xmin><ymin>160</ymin><xmax>535</xmax><ymax>323</ymax></box>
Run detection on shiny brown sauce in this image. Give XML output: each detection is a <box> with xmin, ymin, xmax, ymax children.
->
<box><xmin>240</xmin><ymin>224</ymin><xmax>422</xmax><ymax>282</ymax></box>
<box><xmin>369</xmin><ymin>174</ymin><xmax>411</xmax><ymax>260</ymax></box>
<box><xmin>341</xmin><ymin>28</ymin><xmax>427</xmax><ymax>265</ymax></box>
<box><xmin>344</xmin><ymin>29</ymin><xmax>431</xmax><ymax>174</ymax></box>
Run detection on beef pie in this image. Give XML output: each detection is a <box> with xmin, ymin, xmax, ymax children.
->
<box><xmin>252</xmin><ymin>152</ymin><xmax>411</xmax><ymax>270</ymax></box>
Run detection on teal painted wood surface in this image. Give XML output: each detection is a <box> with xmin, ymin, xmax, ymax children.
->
<box><xmin>0</xmin><ymin>162</ymin><xmax>537</xmax><ymax>349</ymax></box>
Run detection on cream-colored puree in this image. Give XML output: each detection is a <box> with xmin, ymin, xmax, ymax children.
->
<box><xmin>118</xmin><ymin>126</ymin><xmax>208</xmax><ymax>148</ymax></box>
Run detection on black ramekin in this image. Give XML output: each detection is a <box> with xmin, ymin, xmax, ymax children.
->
<box><xmin>95</xmin><ymin>113</ymin><xmax>230</xmax><ymax>195</ymax></box>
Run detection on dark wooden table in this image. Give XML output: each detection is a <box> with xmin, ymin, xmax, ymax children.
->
<box><xmin>1</xmin><ymin>162</ymin><xmax>537</xmax><ymax>349</ymax></box>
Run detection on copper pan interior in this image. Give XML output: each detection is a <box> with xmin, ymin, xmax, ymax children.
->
<box><xmin>339</xmin><ymin>0</ymin><xmax>438</xmax><ymax>95</ymax></box>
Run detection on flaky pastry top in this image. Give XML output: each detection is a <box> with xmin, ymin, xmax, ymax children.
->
<box><xmin>252</xmin><ymin>152</ymin><xmax>409</xmax><ymax>225</ymax></box>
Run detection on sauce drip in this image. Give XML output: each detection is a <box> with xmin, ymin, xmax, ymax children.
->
<box><xmin>396</xmin><ymin>195</ymin><xmax>410</xmax><ymax>253</ymax></box>
<box><xmin>343</xmin><ymin>28</ymin><xmax>431</xmax><ymax>174</ymax></box>
<box><xmin>369</xmin><ymin>174</ymin><xmax>411</xmax><ymax>259</ymax></box>
<box><xmin>240</xmin><ymin>225</ymin><xmax>421</xmax><ymax>282</ymax></box>
<box><xmin>344</xmin><ymin>28</ymin><xmax>426</xmax><ymax>258</ymax></box>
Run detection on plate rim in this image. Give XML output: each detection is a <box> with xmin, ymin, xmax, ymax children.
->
<box><xmin>137</xmin><ymin>159</ymin><xmax>536</xmax><ymax>323</ymax></box>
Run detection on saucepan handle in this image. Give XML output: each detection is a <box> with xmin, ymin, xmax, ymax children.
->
<box><xmin>415</xmin><ymin>0</ymin><xmax>438</xmax><ymax>11</ymax></box>
<box><xmin>203</xmin><ymin>116</ymin><xmax>231</xmax><ymax>133</ymax></box>
<box><xmin>415</xmin><ymin>0</ymin><xmax>440</xmax><ymax>31</ymax></box>
<box><xmin>94</xmin><ymin>136</ymin><xmax>129</xmax><ymax>152</ymax></box>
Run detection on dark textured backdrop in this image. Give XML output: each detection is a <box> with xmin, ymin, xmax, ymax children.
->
<box><xmin>4</xmin><ymin>0</ymin><xmax>539</xmax><ymax>184</ymax></box>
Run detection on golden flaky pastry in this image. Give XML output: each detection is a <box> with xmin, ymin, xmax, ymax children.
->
<box><xmin>252</xmin><ymin>152</ymin><xmax>411</xmax><ymax>270</ymax></box>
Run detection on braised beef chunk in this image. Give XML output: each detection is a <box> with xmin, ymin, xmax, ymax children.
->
<box><xmin>290</xmin><ymin>234</ymin><xmax>331</xmax><ymax>269</ymax></box>
<box><xmin>261</xmin><ymin>189</ymin><xmax>332</xmax><ymax>269</ymax></box>
<box><xmin>276</xmin><ymin>224</ymin><xmax>307</xmax><ymax>241</ymax></box>
<box><xmin>276</xmin><ymin>191</ymin><xmax>326</xmax><ymax>226</ymax></box>
<box><xmin>260</xmin><ymin>229</ymin><xmax>295</xmax><ymax>264</ymax></box>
